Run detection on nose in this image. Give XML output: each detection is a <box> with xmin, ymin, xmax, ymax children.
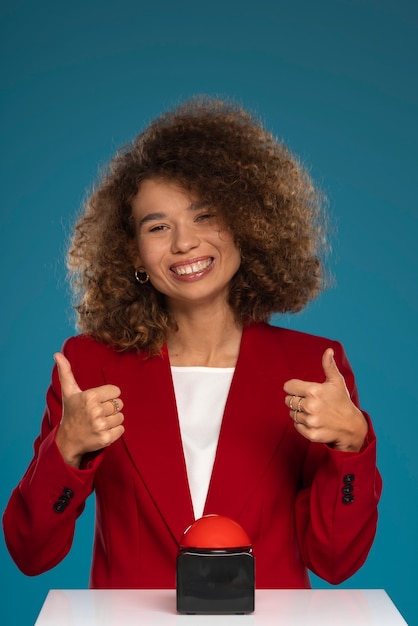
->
<box><xmin>170</xmin><ymin>223</ymin><xmax>200</xmax><ymax>254</ymax></box>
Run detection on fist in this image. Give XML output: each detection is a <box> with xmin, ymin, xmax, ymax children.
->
<box><xmin>283</xmin><ymin>349</ymin><xmax>368</xmax><ymax>452</ymax></box>
<box><xmin>54</xmin><ymin>352</ymin><xmax>125</xmax><ymax>467</ymax></box>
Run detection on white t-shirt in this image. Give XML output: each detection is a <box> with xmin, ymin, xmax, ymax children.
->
<box><xmin>171</xmin><ymin>366</ymin><xmax>235</xmax><ymax>520</ymax></box>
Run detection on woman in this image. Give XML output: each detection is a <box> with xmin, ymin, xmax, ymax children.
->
<box><xmin>3</xmin><ymin>97</ymin><xmax>381</xmax><ymax>589</ymax></box>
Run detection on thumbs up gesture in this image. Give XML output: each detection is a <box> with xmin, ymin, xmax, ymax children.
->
<box><xmin>54</xmin><ymin>352</ymin><xmax>125</xmax><ymax>468</ymax></box>
<box><xmin>283</xmin><ymin>349</ymin><xmax>368</xmax><ymax>452</ymax></box>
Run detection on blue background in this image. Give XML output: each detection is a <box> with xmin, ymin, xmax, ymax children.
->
<box><xmin>1</xmin><ymin>1</ymin><xmax>417</xmax><ymax>624</ymax></box>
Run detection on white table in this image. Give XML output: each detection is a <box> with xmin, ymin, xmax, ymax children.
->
<box><xmin>35</xmin><ymin>589</ymin><xmax>408</xmax><ymax>625</ymax></box>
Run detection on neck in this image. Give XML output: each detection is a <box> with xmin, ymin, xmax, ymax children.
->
<box><xmin>167</xmin><ymin>305</ymin><xmax>243</xmax><ymax>367</ymax></box>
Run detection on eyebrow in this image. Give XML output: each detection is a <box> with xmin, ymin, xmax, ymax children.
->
<box><xmin>138</xmin><ymin>212</ymin><xmax>166</xmax><ymax>227</ymax></box>
<box><xmin>137</xmin><ymin>201</ymin><xmax>210</xmax><ymax>228</ymax></box>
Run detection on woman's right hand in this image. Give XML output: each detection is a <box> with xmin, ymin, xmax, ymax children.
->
<box><xmin>54</xmin><ymin>352</ymin><xmax>125</xmax><ymax>468</ymax></box>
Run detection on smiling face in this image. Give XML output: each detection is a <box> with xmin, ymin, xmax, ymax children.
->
<box><xmin>131</xmin><ymin>179</ymin><xmax>241</xmax><ymax>313</ymax></box>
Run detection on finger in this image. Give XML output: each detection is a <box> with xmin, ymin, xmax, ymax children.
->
<box><xmin>105</xmin><ymin>398</ymin><xmax>124</xmax><ymax>416</ymax></box>
<box><xmin>106</xmin><ymin>424</ymin><xmax>125</xmax><ymax>445</ymax></box>
<box><xmin>54</xmin><ymin>352</ymin><xmax>82</xmax><ymax>398</ymax></box>
<box><xmin>283</xmin><ymin>379</ymin><xmax>310</xmax><ymax>397</ymax></box>
<box><xmin>291</xmin><ymin>408</ymin><xmax>306</xmax><ymax>428</ymax></box>
<box><xmin>285</xmin><ymin>395</ymin><xmax>304</xmax><ymax>412</ymax></box>
<box><xmin>91</xmin><ymin>384</ymin><xmax>122</xmax><ymax>405</ymax></box>
<box><xmin>106</xmin><ymin>412</ymin><xmax>125</xmax><ymax>429</ymax></box>
<box><xmin>296</xmin><ymin>396</ymin><xmax>305</xmax><ymax>413</ymax></box>
<box><xmin>322</xmin><ymin>348</ymin><xmax>344</xmax><ymax>383</ymax></box>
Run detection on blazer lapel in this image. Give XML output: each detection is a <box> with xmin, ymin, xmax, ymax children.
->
<box><xmin>103</xmin><ymin>347</ymin><xmax>195</xmax><ymax>546</ymax></box>
<box><xmin>102</xmin><ymin>323</ymin><xmax>294</xmax><ymax>542</ymax></box>
<box><xmin>204</xmin><ymin>323</ymin><xmax>294</xmax><ymax>520</ymax></box>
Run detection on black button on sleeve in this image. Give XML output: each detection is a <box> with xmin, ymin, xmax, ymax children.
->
<box><xmin>343</xmin><ymin>474</ymin><xmax>355</xmax><ymax>484</ymax></box>
<box><xmin>342</xmin><ymin>484</ymin><xmax>353</xmax><ymax>495</ymax></box>
<box><xmin>53</xmin><ymin>501</ymin><xmax>66</xmax><ymax>513</ymax></box>
<box><xmin>53</xmin><ymin>488</ymin><xmax>74</xmax><ymax>513</ymax></box>
<box><xmin>342</xmin><ymin>494</ymin><xmax>354</xmax><ymax>504</ymax></box>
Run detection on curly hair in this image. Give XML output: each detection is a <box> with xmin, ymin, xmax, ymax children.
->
<box><xmin>68</xmin><ymin>96</ymin><xmax>329</xmax><ymax>353</ymax></box>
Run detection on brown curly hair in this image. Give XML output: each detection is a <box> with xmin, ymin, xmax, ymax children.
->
<box><xmin>68</xmin><ymin>96</ymin><xmax>329</xmax><ymax>353</ymax></box>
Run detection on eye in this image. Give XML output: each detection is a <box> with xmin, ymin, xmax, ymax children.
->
<box><xmin>148</xmin><ymin>224</ymin><xmax>168</xmax><ymax>233</ymax></box>
<box><xmin>195</xmin><ymin>212</ymin><xmax>217</xmax><ymax>223</ymax></box>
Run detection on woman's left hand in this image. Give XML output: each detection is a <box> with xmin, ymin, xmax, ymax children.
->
<box><xmin>283</xmin><ymin>348</ymin><xmax>368</xmax><ymax>452</ymax></box>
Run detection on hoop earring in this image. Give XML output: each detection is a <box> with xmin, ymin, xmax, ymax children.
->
<box><xmin>134</xmin><ymin>267</ymin><xmax>149</xmax><ymax>284</ymax></box>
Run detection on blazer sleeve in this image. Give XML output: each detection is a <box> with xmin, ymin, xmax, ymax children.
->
<box><xmin>2</xmin><ymin>337</ymin><xmax>102</xmax><ymax>576</ymax></box>
<box><xmin>294</xmin><ymin>341</ymin><xmax>382</xmax><ymax>584</ymax></box>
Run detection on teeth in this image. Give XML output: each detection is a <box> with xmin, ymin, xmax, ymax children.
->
<box><xmin>173</xmin><ymin>259</ymin><xmax>212</xmax><ymax>275</ymax></box>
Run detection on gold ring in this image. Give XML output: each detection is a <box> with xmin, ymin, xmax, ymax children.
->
<box><xmin>297</xmin><ymin>397</ymin><xmax>303</xmax><ymax>413</ymax></box>
<box><xmin>110</xmin><ymin>399</ymin><xmax>119</xmax><ymax>415</ymax></box>
<box><xmin>289</xmin><ymin>395</ymin><xmax>296</xmax><ymax>411</ymax></box>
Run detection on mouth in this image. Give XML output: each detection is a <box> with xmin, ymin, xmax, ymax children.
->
<box><xmin>170</xmin><ymin>257</ymin><xmax>214</xmax><ymax>278</ymax></box>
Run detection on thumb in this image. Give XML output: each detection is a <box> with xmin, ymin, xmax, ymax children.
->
<box><xmin>54</xmin><ymin>352</ymin><xmax>82</xmax><ymax>398</ymax></box>
<box><xmin>322</xmin><ymin>348</ymin><xmax>342</xmax><ymax>383</ymax></box>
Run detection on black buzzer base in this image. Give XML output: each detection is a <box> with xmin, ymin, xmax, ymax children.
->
<box><xmin>176</xmin><ymin>549</ymin><xmax>255</xmax><ymax>614</ymax></box>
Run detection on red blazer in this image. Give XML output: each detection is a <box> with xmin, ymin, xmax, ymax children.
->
<box><xmin>3</xmin><ymin>323</ymin><xmax>382</xmax><ymax>588</ymax></box>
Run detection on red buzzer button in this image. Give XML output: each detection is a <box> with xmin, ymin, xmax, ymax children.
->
<box><xmin>180</xmin><ymin>514</ymin><xmax>252</xmax><ymax>549</ymax></box>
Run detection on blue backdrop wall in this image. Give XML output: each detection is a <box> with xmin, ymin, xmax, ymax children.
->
<box><xmin>1</xmin><ymin>1</ymin><xmax>417</xmax><ymax>624</ymax></box>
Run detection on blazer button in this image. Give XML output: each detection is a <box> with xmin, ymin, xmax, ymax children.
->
<box><xmin>343</xmin><ymin>474</ymin><xmax>355</xmax><ymax>484</ymax></box>
<box><xmin>53</xmin><ymin>500</ymin><xmax>67</xmax><ymax>513</ymax></box>
<box><xmin>342</xmin><ymin>484</ymin><xmax>353</xmax><ymax>495</ymax></box>
<box><xmin>342</xmin><ymin>494</ymin><xmax>354</xmax><ymax>504</ymax></box>
<box><xmin>53</xmin><ymin>489</ymin><xmax>73</xmax><ymax>513</ymax></box>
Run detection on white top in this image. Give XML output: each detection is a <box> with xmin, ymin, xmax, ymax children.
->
<box><xmin>171</xmin><ymin>366</ymin><xmax>234</xmax><ymax>519</ymax></box>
